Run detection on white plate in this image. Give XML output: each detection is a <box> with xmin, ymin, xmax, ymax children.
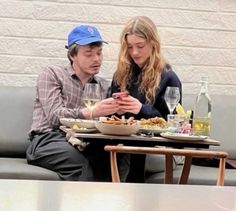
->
<box><xmin>160</xmin><ymin>132</ymin><xmax>208</xmax><ymax>141</ymax></box>
<box><xmin>72</xmin><ymin>128</ymin><xmax>97</xmax><ymax>133</ymax></box>
<box><xmin>139</xmin><ymin>127</ymin><xmax>170</xmax><ymax>135</ymax></box>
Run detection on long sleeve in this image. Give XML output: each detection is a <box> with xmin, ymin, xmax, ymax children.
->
<box><xmin>110</xmin><ymin>65</ymin><xmax>182</xmax><ymax>120</ymax></box>
<box><xmin>138</xmin><ymin>68</ymin><xmax>182</xmax><ymax>120</ymax></box>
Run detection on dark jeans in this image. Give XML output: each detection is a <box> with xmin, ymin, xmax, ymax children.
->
<box><xmin>27</xmin><ymin>130</ymin><xmax>130</xmax><ymax>182</ymax></box>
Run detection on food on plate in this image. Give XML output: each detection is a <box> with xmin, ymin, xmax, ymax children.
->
<box><xmin>72</xmin><ymin>123</ymin><xmax>86</xmax><ymax>131</ymax></box>
<box><xmin>112</xmin><ymin>92</ymin><xmax>129</xmax><ymax>99</ymax></box>
<box><xmin>100</xmin><ymin>115</ymin><xmax>137</xmax><ymax>125</ymax></box>
<box><xmin>140</xmin><ymin>117</ymin><xmax>167</xmax><ymax>129</ymax></box>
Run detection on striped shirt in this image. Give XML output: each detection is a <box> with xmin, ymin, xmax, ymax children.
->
<box><xmin>30</xmin><ymin>65</ymin><xmax>109</xmax><ymax>134</ymax></box>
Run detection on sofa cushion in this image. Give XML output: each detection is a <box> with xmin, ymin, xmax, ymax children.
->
<box><xmin>187</xmin><ymin>165</ymin><xmax>236</xmax><ymax>186</ymax></box>
<box><xmin>145</xmin><ymin>154</ymin><xmax>166</xmax><ymax>173</ymax></box>
<box><xmin>145</xmin><ymin>154</ymin><xmax>179</xmax><ymax>173</ymax></box>
<box><xmin>0</xmin><ymin>87</ymin><xmax>35</xmax><ymax>157</ymax></box>
<box><xmin>145</xmin><ymin>164</ymin><xmax>236</xmax><ymax>186</ymax></box>
<box><xmin>0</xmin><ymin>158</ymin><xmax>60</xmax><ymax>180</ymax></box>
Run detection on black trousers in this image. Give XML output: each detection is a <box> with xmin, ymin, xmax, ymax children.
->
<box><xmin>27</xmin><ymin>130</ymin><xmax>130</xmax><ymax>182</ymax></box>
<box><xmin>126</xmin><ymin>154</ymin><xmax>146</xmax><ymax>183</ymax></box>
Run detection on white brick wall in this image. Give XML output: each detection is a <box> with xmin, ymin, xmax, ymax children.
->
<box><xmin>0</xmin><ymin>0</ymin><xmax>235</xmax><ymax>95</ymax></box>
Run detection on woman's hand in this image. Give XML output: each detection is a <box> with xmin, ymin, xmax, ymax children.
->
<box><xmin>115</xmin><ymin>95</ymin><xmax>142</xmax><ymax>115</ymax></box>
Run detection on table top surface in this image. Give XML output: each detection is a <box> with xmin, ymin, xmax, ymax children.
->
<box><xmin>0</xmin><ymin>179</ymin><xmax>235</xmax><ymax>211</ymax></box>
<box><xmin>60</xmin><ymin>126</ymin><xmax>220</xmax><ymax>148</ymax></box>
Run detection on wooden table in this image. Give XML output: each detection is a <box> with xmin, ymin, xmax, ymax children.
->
<box><xmin>60</xmin><ymin>126</ymin><xmax>220</xmax><ymax>149</ymax></box>
<box><xmin>0</xmin><ymin>179</ymin><xmax>234</xmax><ymax>211</ymax></box>
<box><xmin>60</xmin><ymin>126</ymin><xmax>221</xmax><ymax>184</ymax></box>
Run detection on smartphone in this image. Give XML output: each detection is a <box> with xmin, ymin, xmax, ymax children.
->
<box><xmin>112</xmin><ymin>92</ymin><xmax>129</xmax><ymax>99</ymax></box>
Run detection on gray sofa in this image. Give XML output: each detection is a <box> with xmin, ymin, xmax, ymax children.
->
<box><xmin>0</xmin><ymin>86</ymin><xmax>235</xmax><ymax>185</ymax></box>
<box><xmin>0</xmin><ymin>87</ymin><xmax>60</xmax><ymax>180</ymax></box>
<box><xmin>145</xmin><ymin>94</ymin><xmax>236</xmax><ymax>186</ymax></box>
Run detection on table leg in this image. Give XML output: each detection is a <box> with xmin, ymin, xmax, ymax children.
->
<box><xmin>165</xmin><ymin>154</ymin><xmax>173</xmax><ymax>184</ymax></box>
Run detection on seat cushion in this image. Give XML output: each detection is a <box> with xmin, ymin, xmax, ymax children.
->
<box><xmin>145</xmin><ymin>164</ymin><xmax>236</xmax><ymax>186</ymax></box>
<box><xmin>145</xmin><ymin>154</ymin><xmax>178</xmax><ymax>173</ymax></box>
<box><xmin>0</xmin><ymin>158</ymin><xmax>60</xmax><ymax>180</ymax></box>
<box><xmin>145</xmin><ymin>154</ymin><xmax>166</xmax><ymax>173</ymax></box>
<box><xmin>187</xmin><ymin>165</ymin><xmax>236</xmax><ymax>186</ymax></box>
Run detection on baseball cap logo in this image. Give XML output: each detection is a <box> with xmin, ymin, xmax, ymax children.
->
<box><xmin>88</xmin><ymin>26</ymin><xmax>94</xmax><ymax>35</ymax></box>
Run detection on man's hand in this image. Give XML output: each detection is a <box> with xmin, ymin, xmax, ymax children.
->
<box><xmin>92</xmin><ymin>97</ymin><xmax>119</xmax><ymax>118</ymax></box>
<box><xmin>81</xmin><ymin>97</ymin><xmax>119</xmax><ymax>119</ymax></box>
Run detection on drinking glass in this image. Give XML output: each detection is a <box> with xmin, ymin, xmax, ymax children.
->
<box><xmin>100</xmin><ymin>80</ymin><xmax>111</xmax><ymax>99</ymax></box>
<box><xmin>82</xmin><ymin>83</ymin><xmax>101</xmax><ymax>110</ymax></box>
<box><xmin>164</xmin><ymin>86</ymin><xmax>180</xmax><ymax>114</ymax></box>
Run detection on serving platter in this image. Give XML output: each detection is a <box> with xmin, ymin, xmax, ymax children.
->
<box><xmin>160</xmin><ymin>132</ymin><xmax>208</xmax><ymax>141</ymax></box>
<box><xmin>139</xmin><ymin>127</ymin><xmax>170</xmax><ymax>135</ymax></box>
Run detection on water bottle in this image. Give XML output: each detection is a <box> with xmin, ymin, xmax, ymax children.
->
<box><xmin>193</xmin><ymin>77</ymin><xmax>211</xmax><ymax>136</ymax></box>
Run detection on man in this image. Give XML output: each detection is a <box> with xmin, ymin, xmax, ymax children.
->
<box><xmin>26</xmin><ymin>25</ymin><xmax>128</xmax><ymax>181</ymax></box>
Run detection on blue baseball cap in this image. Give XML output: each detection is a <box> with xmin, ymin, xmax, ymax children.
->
<box><xmin>66</xmin><ymin>25</ymin><xmax>108</xmax><ymax>48</ymax></box>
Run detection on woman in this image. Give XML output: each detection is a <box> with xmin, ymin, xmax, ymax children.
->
<box><xmin>110</xmin><ymin>16</ymin><xmax>182</xmax><ymax>182</ymax></box>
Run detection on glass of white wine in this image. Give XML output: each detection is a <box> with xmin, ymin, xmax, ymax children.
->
<box><xmin>100</xmin><ymin>80</ymin><xmax>111</xmax><ymax>99</ymax></box>
<box><xmin>164</xmin><ymin>86</ymin><xmax>180</xmax><ymax>114</ymax></box>
<box><xmin>83</xmin><ymin>83</ymin><xmax>101</xmax><ymax>110</ymax></box>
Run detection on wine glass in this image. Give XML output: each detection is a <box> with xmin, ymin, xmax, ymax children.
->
<box><xmin>82</xmin><ymin>83</ymin><xmax>101</xmax><ymax>110</ymax></box>
<box><xmin>100</xmin><ymin>80</ymin><xmax>111</xmax><ymax>99</ymax></box>
<box><xmin>164</xmin><ymin>86</ymin><xmax>180</xmax><ymax>114</ymax></box>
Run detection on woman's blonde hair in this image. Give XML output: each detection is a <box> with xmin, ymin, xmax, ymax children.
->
<box><xmin>114</xmin><ymin>16</ymin><xmax>167</xmax><ymax>103</ymax></box>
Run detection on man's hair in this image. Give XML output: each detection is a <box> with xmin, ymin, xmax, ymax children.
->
<box><xmin>67</xmin><ymin>42</ymin><xmax>103</xmax><ymax>65</ymax></box>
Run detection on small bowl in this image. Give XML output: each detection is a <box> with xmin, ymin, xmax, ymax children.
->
<box><xmin>95</xmin><ymin>121</ymin><xmax>140</xmax><ymax>136</ymax></box>
<box><xmin>60</xmin><ymin>118</ymin><xmax>77</xmax><ymax>128</ymax></box>
<box><xmin>75</xmin><ymin>119</ymin><xmax>95</xmax><ymax>129</ymax></box>
<box><xmin>60</xmin><ymin>118</ymin><xmax>95</xmax><ymax>129</ymax></box>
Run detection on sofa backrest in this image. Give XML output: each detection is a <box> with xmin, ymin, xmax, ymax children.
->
<box><xmin>0</xmin><ymin>86</ymin><xmax>35</xmax><ymax>157</ymax></box>
<box><xmin>183</xmin><ymin>94</ymin><xmax>236</xmax><ymax>159</ymax></box>
<box><xmin>0</xmin><ymin>87</ymin><xmax>234</xmax><ymax>159</ymax></box>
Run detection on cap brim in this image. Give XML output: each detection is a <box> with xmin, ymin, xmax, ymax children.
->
<box><xmin>75</xmin><ymin>37</ymin><xmax>108</xmax><ymax>45</ymax></box>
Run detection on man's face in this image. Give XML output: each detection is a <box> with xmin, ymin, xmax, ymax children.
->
<box><xmin>72</xmin><ymin>44</ymin><xmax>103</xmax><ymax>76</ymax></box>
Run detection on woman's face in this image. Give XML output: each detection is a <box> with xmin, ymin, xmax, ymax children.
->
<box><xmin>126</xmin><ymin>34</ymin><xmax>152</xmax><ymax>68</ymax></box>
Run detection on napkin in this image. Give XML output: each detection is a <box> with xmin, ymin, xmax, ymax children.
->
<box><xmin>66</xmin><ymin>133</ymin><xmax>89</xmax><ymax>151</ymax></box>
